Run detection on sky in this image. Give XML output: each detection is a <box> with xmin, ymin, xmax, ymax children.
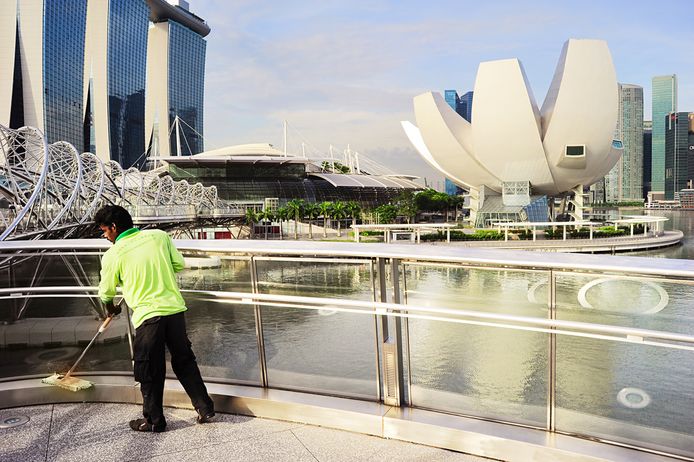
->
<box><xmin>188</xmin><ymin>0</ymin><xmax>694</xmax><ymax>190</ymax></box>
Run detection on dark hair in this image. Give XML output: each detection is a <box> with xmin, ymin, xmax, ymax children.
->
<box><xmin>94</xmin><ymin>205</ymin><xmax>133</xmax><ymax>232</ymax></box>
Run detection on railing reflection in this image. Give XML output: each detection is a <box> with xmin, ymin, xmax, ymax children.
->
<box><xmin>0</xmin><ymin>242</ymin><xmax>693</xmax><ymax>459</ymax></box>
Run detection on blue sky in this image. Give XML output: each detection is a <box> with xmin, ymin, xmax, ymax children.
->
<box><xmin>190</xmin><ymin>0</ymin><xmax>694</xmax><ymax>188</ymax></box>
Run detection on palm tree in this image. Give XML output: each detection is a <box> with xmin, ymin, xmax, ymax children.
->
<box><xmin>345</xmin><ymin>201</ymin><xmax>361</xmax><ymax>230</ymax></box>
<box><xmin>318</xmin><ymin>201</ymin><xmax>333</xmax><ymax>238</ymax></box>
<box><xmin>275</xmin><ymin>206</ymin><xmax>288</xmax><ymax>240</ymax></box>
<box><xmin>330</xmin><ymin>201</ymin><xmax>347</xmax><ymax>237</ymax></box>
<box><xmin>285</xmin><ymin>199</ymin><xmax>305</xmax><ymax>240</ymax></box>
<box><xmin>245</xmin><ymin>208</ymin><xmax>257</xmax><ymax>239</ymax></box>
<box><xmin>258</xmin><ymin>210</ymin><xmax>275</xmax><ymax>239</ymax></box>
<box><xmin>304</xmin><ymin>202</ymin><xmax>321</xmax><ymax>240</ymax></box>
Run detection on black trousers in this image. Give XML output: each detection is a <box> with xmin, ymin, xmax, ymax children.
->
<box><xmin>133</xmin><ymin>312</ymin><xmax>214</xmax><ymax>427</ymax></box>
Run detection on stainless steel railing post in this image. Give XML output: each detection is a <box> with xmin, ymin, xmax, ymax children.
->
<box><xmin>547</xmin><ymin>269</ymin><xmax>557</xmax><ymax>432</ymax></box>
<box><xmin>250</xmin><ymin>257</ymin><xmax>269</xmax><ymax>388</ymax></box>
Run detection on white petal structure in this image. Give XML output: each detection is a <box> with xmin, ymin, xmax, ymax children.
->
<box><xmin>403</xmin><ymin>39</ymin><xmax>621</xmax><ymax>196</ymax></box>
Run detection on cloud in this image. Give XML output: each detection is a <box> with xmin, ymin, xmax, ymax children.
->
<box><xmin>192</xmin><ymin>0</ymin><xmax>694</xmax><ymax>188</ymax></box>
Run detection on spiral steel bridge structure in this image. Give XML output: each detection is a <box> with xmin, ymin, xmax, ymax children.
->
<box><xmin>0</xmin><ymin>125</ymin><xmax>247</xmax><ymax>240</ymax></box>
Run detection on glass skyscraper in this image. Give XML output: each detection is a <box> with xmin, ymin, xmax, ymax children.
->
<box><xmin>106</xmin><ymin>0</ymin><xmax>149</xmax><ymax>168</ymax></box>
<box><xmin>616</xmin><ymin>84</ymin><xmax>643</xmax><ymax>200</ymax></box>
<box><xmin>167</xmin><ymin>20</ymin><xmax>206</xmax><ymax>155</ymax></box>
<box><xmin>145</xmin><ymin>2</ymin><xmax>210</xmax><ymax>157</ymax></box>
<box><xmin>0</xmin><ymin>1</ymin><xmax>87</xmax><ymax>151</ymax></box>
<box><xmin>651</xmin><ymin>75</ymin><xmax>677</xmax><ymax>193</ymax></box>
<box><xmin>664</xmin><ymin>112</ymin><xmax>691</xmax><ymax>199</ymax></box>
<box><xmin>2</xmin><ymin>0</ymin><xmax>209</xmax><ymax>169</ymax></box>
<box><xmin>642</xmin><ymin>121</ymin><xmax>652</xmax><ymax>199</ymax></box>
<box><xmin>44</xmin><ymin>1</ymin><xmax>88</xmax><ymax>152</ymax></box>
<box><xmin>444</xmin><ymin>90</ymin><xmax>460</xmax><ymax>114</ymax></box>
<box><xmin>459</xmin><ymin>91</ymin><xmax>473</xmax><ymax>122</ymax></box>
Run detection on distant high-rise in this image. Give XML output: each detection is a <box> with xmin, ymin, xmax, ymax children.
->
<box><xmin>616</xmin><ymin>84</ymin><xmax>643</xmax><ymax>200</ymax></box>
<box><xmin>0</xmin><ymin>1</ymin><xmax>88</xmax><ymax>151</ymax></box>
<box><xmin>664</xmin><ymin>112</ymin><xmax>691</xmax><ymax>199</ymax></box>
<box><xmin>146</xmin><ymin>0</ymin><xmax>209</xmax><ymax>157</ymax></box>
<box><xmin>84</xmin><ymin>0</ymin><xmax>150</xmax><ymax>168</ymax></box>
<box><xmin>444</xmin><ymin>90</ymin><xmax>460</xmax><ymax>114</ymax></box>
<box><xmin>642</xmin><ymin>121</ymin><xmax>652</xmax><ymax>199</ymax></box>
<box><xmin>651</xmin><ymin>75</ymin><xmax>677</xmax><ymax>193</ymax></box>
<box><xmin>0</xmin><ymin>0</ymin><xmax>209</xmax><ymax>169</ymax></box>
<box><xmin>459</xmin><ymin>91</ymin><xmax>473</xmax><ymax>122</ymax></box>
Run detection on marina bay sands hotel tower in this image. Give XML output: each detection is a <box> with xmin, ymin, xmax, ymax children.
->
<box><xmin>0</xmin><ymin>0</ymin><xmax>209</xmax><ymax>168</ymax></box>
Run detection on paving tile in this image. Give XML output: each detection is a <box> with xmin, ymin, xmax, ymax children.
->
<box><xmin>149</xmin><ymin>428</ymin><xmax>317</xmax><ymax>462</ymax></box>
<box><xmin>0</xmin><ymin>404</ymin><xmax>53</xmax><ymax>462</ymax></box>
<box><xmin>291</xmin><ymin>425</ymin><xmax>492</xmax><ymax>462</ymax></box>
<box><xmin>46</xmin><ymin>403</ymin><xmax>302</xmax><ymax>462</ymax></box>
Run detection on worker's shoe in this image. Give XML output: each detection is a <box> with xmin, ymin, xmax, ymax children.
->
<box><xmin>129</xmin><ymin>418</ymin><xmax>166</xmax><ymax>433</ymax></box>
<box><xmin>196</xmin><ymin>408</ymin><xmax>215</xmax><ymax>424</ymax></box>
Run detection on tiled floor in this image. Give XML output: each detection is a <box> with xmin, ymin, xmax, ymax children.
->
<box><xmin>0</xmin><ymin>403</ymin><xmax>495</xmax><ymax>462</ymax></box>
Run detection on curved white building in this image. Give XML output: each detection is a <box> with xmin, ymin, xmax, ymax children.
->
<box><xmin>403</xmin><ymin>39</ymin><xmax>622</xmax><ymax>198</ymax></box>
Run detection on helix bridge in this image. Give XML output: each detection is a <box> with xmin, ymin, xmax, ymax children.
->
<box><xmin>0</xmin><ymin>124</ymin><xmax>248</xmax><ymax>241</ymax></box>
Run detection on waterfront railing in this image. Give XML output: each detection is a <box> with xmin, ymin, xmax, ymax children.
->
<box><xmin>0</xmin><ymin>240</ymin><xmax>693</xmax><ymax>460</ymax></box>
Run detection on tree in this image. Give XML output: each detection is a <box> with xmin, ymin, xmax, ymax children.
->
<box><xmin>330</xmin><ymin>201</ymin><xmax>347</xmax><ymax>237</ymax></box>
<box><xmin>372</xmin><ymin>204</ymin><xmax>397</xmax><ymax>224</ymax></box>
<box><xmin>345</xmin><ymin>201</ymin><xmax>361</xmax><ymax>229</ymax></box>
<box><xmin>257</xmin><ymin>210</ymin><xmax>275</xmax><ymax>239</ymax></box>
<box><xmin>395</xmin><ymin>191</ymin><xmax>417</xmax><ymax>223</ymax></box>
<box><xmin>275</xmin><ymin>206</ymin><xmax>289</xmax><ymax>240</ymax></box>
<box><xmin>318</xmin><ymin>201</ymin><xmax>333</xmax><ymax>237</ymax></box>
<box><xmin>245</xmin><ymin>208</ymin><xmax>257</xmax><ymax>239</ymax></box>
<box><xmin>304</xmin><ymin>202</ymin><xmax>321</xmax><ymax>240</ymax></box>
<box><xmin>285</xmin><ymin>199</ymin><xmax>305</xmax><ymax>240</ymax></box>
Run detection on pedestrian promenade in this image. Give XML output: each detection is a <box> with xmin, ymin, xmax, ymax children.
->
<box><xmin>0</xmin><ymin>403</ymin><xmax>491</xmax><ymax>462</ymax></box>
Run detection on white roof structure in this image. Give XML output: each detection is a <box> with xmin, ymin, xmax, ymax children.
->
<box><xmin>160</xmin><ymin>144</ymin><xmax>422</xmax><ymax>189</ymax></box>
<box><xmin>402</xmin><ymin>39</ymin><xmax>622</xmax><ymax>196</ymax></box>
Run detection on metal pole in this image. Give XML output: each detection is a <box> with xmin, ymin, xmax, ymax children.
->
<box><xmin>250</xmin><ymin>257</ymin><xmax>268</xmax><ymax>387</ymax></box>
<box><xmin>391</xmin><ymin>258</ymin><xmax>406</xmax><ymax>406</ymax></box>
<box><xmin>547</xmin><ymin>270</ymin><xmax>557</xmax><ymax>432</ymax></box>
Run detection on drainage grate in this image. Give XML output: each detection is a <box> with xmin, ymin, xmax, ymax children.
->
<box><xmin>0</xmin><ymin>415</ymin><xmax>30</xmax><ymax>429</ymax></box>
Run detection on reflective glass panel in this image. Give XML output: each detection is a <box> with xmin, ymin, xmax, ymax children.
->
<box><xmin>555</xmin><ymin>273</ymin><xmax>694</xmax><ymax>457</ymax></box>
<box><xmin>405</xmin><ymin>264</ymin><xmax>549</xmax><ymax>426</ymax></box>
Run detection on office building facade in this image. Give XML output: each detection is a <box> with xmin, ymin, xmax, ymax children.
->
<box><xmin>651</xmin><ymin>75</ymin><xmax>677</xmax><ymax>193</ymax></box>
<box><xmin>616</xmin><ymin>84</ymin><xmax>643</xmax><ymax>200</ymax></box>
<box><xmin>459</xmin><ymin>91</ymin><xmax>473</xmax><ymax>122</ymax></box>
<box><xmin>664</xmin><ymin>112</ymin><xmax>694</xmax><ymax>199</ymax></box>
<box><xmin>0</xmin><ymin>0</ymin><xmax>88</xmax><ymax>152</ymax></box>
<box><xmin>642</xmin><ymin>120</ymin><xmax>652</xmax><ymax>199</ymax></box>
<box><xmin>145</xmin><ymin>5</ymin><xmax>208</xmax><ymax>158</ymax></box>
<box><xmin>0</xmin><ymin>0</ymin><xmax>209</xmax><ymax>169</ymax></box>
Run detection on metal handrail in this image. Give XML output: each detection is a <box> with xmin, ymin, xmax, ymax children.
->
<box><xmin>4</xmin><ymin>285</ymin><xmax>694</xmax><ymax>350</ymax></box>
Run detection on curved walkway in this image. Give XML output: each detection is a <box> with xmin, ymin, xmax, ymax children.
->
<box><xmin>0</xmin><ymin>403</ymin><xmax>490</xmax><ymax>462</ymax></box>
<box><xmin>429</xmin><ymin>230</ymin><xmax>683</xmax><ymax>253</ymax></box>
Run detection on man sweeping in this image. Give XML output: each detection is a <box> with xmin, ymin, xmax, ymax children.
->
<box><xmin>95</xmin><ymin>205</ymin><xmax>215</xmax><ymax>432</ymax></box>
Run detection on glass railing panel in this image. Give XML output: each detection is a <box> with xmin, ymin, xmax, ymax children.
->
<box><xmin>555</xmin><ymin>273</ymin><xmax>694</xmax><ymax>335</ymax></box>
<box><xmin>0</xmin><ymin>253</ymin><xmax>103</xmax><ymax>288</ymax></box>
<box><xmin>181</xmin><ymin>293</ymin><xmax>260</xmax><ymax>384</ymax></box>
<box><xmin>404</xmin><ymin>264</ymin><xmax>549</xmax><ymax>426</ymax></box>
<box><xmin>555</xmin><ymin>337</ymin><xmax>694</xmax><ymax>458</ymax></box>
<box><xmin>254</xmin><ymin>258</ymin><xmax>374</xmax><ymax>300</ymax></box>
<box><xmin>260</xmin><ymin>303</ymin><xmax>378</xmax><ymax>399</ymax></box>
<box><xmin>555</xmin><ymin>273</ymin><xmax>694</xmax><ymax>457</ymax></box>
<box><xmin>177</xmin><ymin>255</ymin><xmax>253</xmax><ymax>293</ymax></box>
<box><xmin>0</xmin><ymin>296</ymin><xmax>131</xmax><ymax>380</ymax></box>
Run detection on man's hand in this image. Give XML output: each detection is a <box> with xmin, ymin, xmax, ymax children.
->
<box><xmin>104</xmin><ymin>300</ymin><xmax>121</xmax><ymax>316</ymax></box>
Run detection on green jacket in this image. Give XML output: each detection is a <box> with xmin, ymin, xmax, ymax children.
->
<box><xmin>98</xmin><ymin>228</ymin><xmax>187</xmax><ymax>328</ymax></box>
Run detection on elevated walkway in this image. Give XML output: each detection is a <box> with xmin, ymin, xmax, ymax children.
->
<box><xmin>0</xmin><ymin>402</ymin><xmax>483</xmax><ymax>461</ymax></box>
<box><xmin>0</xmin><ymin>378</ymin><xmax>675</xmax><ymax>462</ymax></box>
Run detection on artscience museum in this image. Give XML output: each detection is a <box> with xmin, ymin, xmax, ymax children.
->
<box><xmin>403</xmin><ymin>39</ymin><xmax>624</xmax><ymax>226</ymax></box>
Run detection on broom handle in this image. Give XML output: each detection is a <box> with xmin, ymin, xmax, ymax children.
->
<box><xmin>64</xmin><ymin>315</ymin><xmax>113</xmax><ymax>378</ymax></box>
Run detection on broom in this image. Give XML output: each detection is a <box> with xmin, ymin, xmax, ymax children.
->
<box><xmin>42</xmin><ymin>314</ymin><xmax>114</xmax><ymax>392</ymax></box>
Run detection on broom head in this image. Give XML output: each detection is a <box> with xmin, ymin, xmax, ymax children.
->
<box><xmin>42</xmin><ymin>373</ymin><xmax>94</xmax><ymax>392</ymax></box>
